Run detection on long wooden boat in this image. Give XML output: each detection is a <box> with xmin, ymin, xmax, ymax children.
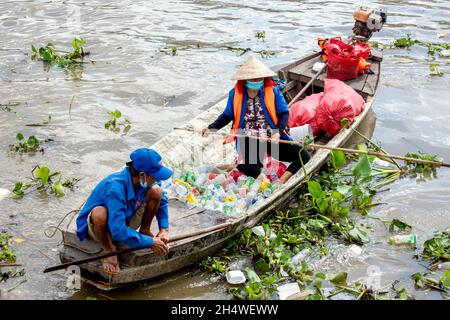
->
<box><xmin>59</xmin><ymin>50</ymin><xmax>382</xmax><ymax>290</ymax></box>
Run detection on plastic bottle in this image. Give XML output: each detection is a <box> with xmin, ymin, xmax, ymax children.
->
<box><xmin>186</xmin><ymin>193</ymin><xmax>199</xmax><ymax>205</ymax></box>
<box><xmin>291</xmin><ymin>248</ymin><xmax>312</xmax><ymax>265</ymax></box>
<box><xmin>175</xmin><ymin>184</ymin><xmax>188</xmax><ymax>197</ymax></box>
<box><xmin>437</xmin><ymin>262</ymin><xmax>450</xmax><ymax>271</ymax></box>
<box><xmin>237</xmin><ymin>175</ymin><xmax>248</xmax><ymax>187</ymax></box>
<box><xmin>263</xmin><ymin>187</ymin><xmax>273</xmax><ymax>198</ymax></box>
<box><xmin>388</xmin><ymin>234</ymin><xmax>417</xmax><ymax>245</ymax></box>
<box><xmin>212</xmin><ymin>174</ymin><xmax>227</xmax><ymax>186</ymax></box>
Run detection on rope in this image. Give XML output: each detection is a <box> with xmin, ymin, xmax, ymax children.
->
<box><xmin>44</xmin><ymin>209</ymin><xmax>80</xmax><ymax>238</ymax></box>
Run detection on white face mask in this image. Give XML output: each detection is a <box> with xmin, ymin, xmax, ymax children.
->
<box><xmin>139</xmin><ymin>174</ymin><xmax>148</xmax><ymax>188</ymax></box>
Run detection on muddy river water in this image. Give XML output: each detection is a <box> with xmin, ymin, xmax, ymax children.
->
<box><xmin>1</xmin><ymin>0</ymin><xmax>450</xmax><ymax>300</ymax></box>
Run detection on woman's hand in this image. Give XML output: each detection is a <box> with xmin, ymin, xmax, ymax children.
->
<box><xmin>201</xmin><ymin>127</ymin><xmax>210</xmax><ymax>137</ymax></box>
<box><xmin>271</xmin><ymin>132</ymin><xmax>280</xmax><ymax>144</ymax></box>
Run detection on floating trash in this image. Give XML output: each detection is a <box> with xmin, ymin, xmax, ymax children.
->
<box><xmin>277</xmin><ymin>282</ymin><xmax>301</xmax><ymax>300</ymax></box>
<box><xmin>0</xmin><ymin>188</ymin><xmax>10</xmax><ymax>202</ymax></box>
<box><xmin>226</xmin><ymin>270</ymin><xmax>246</xmax><ymax>285</ymax></box>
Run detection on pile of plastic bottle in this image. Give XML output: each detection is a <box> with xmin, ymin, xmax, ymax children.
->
<box><xmin>161</xmin><ymin>165</ymin><xmax>281</xmax><ymax>217</ymax></box>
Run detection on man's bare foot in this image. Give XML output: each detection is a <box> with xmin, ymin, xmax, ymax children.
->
<box><xmin>101</xmin><ymin>255</ymin><xmax>121</xmax><ymax>275</ymax></box>
<box><xmin>139</xmin><ymin>229</ymin><xmax>154</xmax><ymax>237</ymax></box>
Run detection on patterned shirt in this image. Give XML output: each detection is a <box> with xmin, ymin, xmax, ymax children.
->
<box><xmin>243</xmin><ymin>95</ymin><xmax>272</xmax><ymax>137</ymax></box>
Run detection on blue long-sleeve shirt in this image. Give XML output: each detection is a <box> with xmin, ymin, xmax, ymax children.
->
<box><xmin>208</xmin><ymin>86</ymin><xmax>290</xmax><ymax>136</ymax></box>
<box><xmin>76</xmin><ymin>167</ymin><xmax>169</xmax><ymax>249</ymax></box>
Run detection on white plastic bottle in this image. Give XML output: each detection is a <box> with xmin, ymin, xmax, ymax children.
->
<box><xmin>388</xmin><ymin>234</ymin><xmax>417</xmax><ymax>245</ymax></box>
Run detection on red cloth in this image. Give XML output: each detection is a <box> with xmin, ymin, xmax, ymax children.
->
<box><xmin>316</xmin><ymin>79</ymin><xmax>365</xmax><ymax>136</ymax></box>
<box><xmin>288</xmin><ymin>93</ymin><xmax>323</xmax><ymax>136</ymax></box>
<box><xmin>265</xmin><ymin>157</ymin><xmax>287</xmax><ymax>182</ymax></box>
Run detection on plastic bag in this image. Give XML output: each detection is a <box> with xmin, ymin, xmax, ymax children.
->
<box><xmin>316</xmin><ymin>79</ymin><xmax>365</xmax><ymax>136</ymax></box>
<box><xmin>288</xmin><ymin>93</ymin><xmax>323</xmax><ymax>136</ymax></box>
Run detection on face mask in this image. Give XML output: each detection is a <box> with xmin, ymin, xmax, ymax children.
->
<box><xmin>246</xmin><ymin>80</ymin><xmax>264</xmax><ymax>91</ymax></box>
<box><xmin>139</xmin><ymin>174</ymin><xmax>148</xmax><ymax>188</ymax></box>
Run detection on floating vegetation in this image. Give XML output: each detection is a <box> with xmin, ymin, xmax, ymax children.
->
<box><xmin>0</xmin><ymin>102</ymin><xmax>20</xmax><ymax>112</ymax></box>
<box><xmin>7</xmin><ymin>133</ymin><xmax>41</xmax><ymax>155</ymax></box>
<box><xmin>200</xmin><ymin>146</ymin><xmax>444</xmax><ymax>300</ymax></box>
<box><xmin>25</xmin><ymin>115</ymin><xmax>52</xmax><ymax>127</ymax></box>
<box><xmin>404</xmin><ymin>151</ymin><xmax>440</xmax><ymax>173</ymax></box>
<box><xmin>255</xmin><ymin>31</ymin><xmax>266</xmax><ymax>41</ymax></box>
<box><xmin>105</xmin><ymin>110</ymin><xmax>131</xmax><ymax>134</ymax></box>
<box><xmin>421</xmin><ymin>229</ymin><xmax>450</xmax><ymax>263</ymax></box>
<box><xmin>411</xmin><ymin>271</ymin><xmax>450</xmax><ymax>293</ymax></box>
<box><xmin>11</xmin><ymin>165</ymin><xmax>78</xmax><ymax>199</ymax></box>
<box><xmin>0</xmin><ymin>232</ymin><xmax>16</xmax><ymax>263</ymax></box>
<box><xmin>160</xmin><ymin>46</ymin><xmax>178</xmax><ymax>56</ymax></box>
<box><xmin>31</xmin><ymin>37</ymin><xmax>88</xmax><ymax>68</ymax></box>
<box><xmin>429</xmin><ymin>64</ymin><xmax>444</xmax><ymax>77</ymax></box>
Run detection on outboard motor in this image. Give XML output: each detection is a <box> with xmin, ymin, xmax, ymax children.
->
<box><xmin>352</xmin><ymin>6</ymin><xmax>387</xmax><ymax>40</ymax></box>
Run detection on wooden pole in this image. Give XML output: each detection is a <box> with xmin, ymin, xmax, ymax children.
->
<box><xmin>43</xmin><ymin>222</ymin><xmax>231</xmax><ymax>273</ymax></box>
<box><xmin>287</xmin><ymin>62</ymin><xmax>328</xmax><ymax>108</ymax></box>
<box><xmin>175</xmin><ymin>127</ymin><xmax>450</xmax><ymax>168</ymax></box>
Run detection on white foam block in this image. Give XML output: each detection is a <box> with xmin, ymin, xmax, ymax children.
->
<box><xmin>0</xmin><ymin>188</ymin><xmax>10</xmax><ymax>202</ymax></box>
<box><xmin>277</xmin><ymin>282</ymin><xmax>301</xmax><ymax>300</ymax></box>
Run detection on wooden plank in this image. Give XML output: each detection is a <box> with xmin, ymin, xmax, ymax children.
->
<box><xmin>361</xmin><ymin>61</ymin><xmax>380</xmax><ymax>96</ymax></box>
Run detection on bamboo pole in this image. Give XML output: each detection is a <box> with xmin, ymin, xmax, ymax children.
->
<box><xmin>287</xmin><ymin>62</ymin><xmax>328</xmax><ymax>108</ymax></box>
<box><xmin>175</xmin><ymin>127</ymin><xmax>450</xmax><ymax>168</ymax></box>
<box><xmin>43</xmin><ymin>222</ymin><xmax>231</xmax><ymax>273</ymax></box>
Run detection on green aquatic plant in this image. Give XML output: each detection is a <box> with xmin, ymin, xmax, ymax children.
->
<box><xmin>31</xmin><ymin>37</ymin><xmax>88</xmax><ymax>68</ymax></box>
<box><xmin>199</xmin><ymin>256</ymin><xmax>228</xmax><ymax>275</ymax></box>
<box><xmin>422</xmin><ymin>229</ymin><xmax>450</xmax><ymax>263</ymax></box>
<box><xmin>411</xmin><ymin>271</ymin><xmax>450</xmax><ymax>292</ymax></box>
<box><xmin>255</xmin><ymin>31</ymin><xmax>266</xmax><ymax>41</ymax></box>
<box><xmin>0</xmin><ymin>232</ymin><xmax>16</xmax><ymax>263</ymax></box>
<box><xmin>429</xmin><ymin>64</ymin><xmax>444</xmax><ymax>77</ymax></box>
<box><xmin>7</xmin><ymin>133</ymin><xmax>41</xmax><ymax>155</ymax></box>
<box><xmin>404</xmin><ymin>151</ymin><xmax>440</xmax><ymax>173</ymax></box>
<box><xmin>105</xmin><ymin>110</ymin><xmax>131</xmax><ymax>134</ymax></box>
<box><xmin>11</xmin><ymin>165</ymin><xmax>78</xmax><ymax>199</ymax></box>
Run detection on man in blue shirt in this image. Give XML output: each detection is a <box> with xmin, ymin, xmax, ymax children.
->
<box><xmin>76</xmin><ymin>148</ymin><xmax>173</xmax><ymax>274</ymax></box>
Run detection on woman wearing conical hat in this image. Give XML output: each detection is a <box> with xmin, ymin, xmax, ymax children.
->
<box><xmin>202</xmin><ymin>56</ymin><xmax>310</xmax><ymax>184</ymax></box>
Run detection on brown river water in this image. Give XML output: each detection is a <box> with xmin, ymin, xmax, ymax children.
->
<box><xmin>1</xmin><ymin>0</ymin><xmax>450</xmax><ymax>300</ymax></box>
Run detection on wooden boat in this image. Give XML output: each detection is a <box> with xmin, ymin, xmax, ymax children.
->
<box><xmin>59</xmin><ymin>50</ymin><xmax>382</xmax><ymax>290</ymax></box>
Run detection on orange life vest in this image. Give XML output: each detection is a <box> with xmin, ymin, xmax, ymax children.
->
<box><xmin>224</xmin><ymin>80</ymin><xmax>279</xmax><ymax>144</ymax></box>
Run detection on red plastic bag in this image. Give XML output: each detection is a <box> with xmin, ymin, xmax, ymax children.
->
<box><xmin>316</xmin><ymin>79</ymin><xmax>365</xmax><ymax>136</ymax></box>
<box><xmin>354</xmin><ymin>42</ymin><xmax>371</xmax><ymax>60</ymax></box>
<box><xmin>326</xmin><ymin>37</ymin><xmax>361</xmax><ymax>81</ymax></box>
<box><xmin>288</xmin><ymin>93</ymin><xmax>323</xmax><ymax>136</ymax></box>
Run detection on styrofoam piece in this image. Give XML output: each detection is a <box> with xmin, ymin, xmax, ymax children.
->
<box><xmin>348</xmin><ymin>244</ymin><xmax>363</xmax><ymax>255</ymax></box>
<box><xmin>0</xmin><ymin>188</ymin><xmax>10</xmax><ymax>202</ymax></box>
<box><xmin>251</xmin><ymin>226</ymin><xmax>276</xmax><ymax>239</ymax></box>
<box><xmin>226</xmin><ymin>270</ymin><xmax>246</xmax><ymax>285</ymax></box>
<box><xmin>277</xmin><ymin>282</ymin><xmax>301</xmax><ymax>300</ymax></box>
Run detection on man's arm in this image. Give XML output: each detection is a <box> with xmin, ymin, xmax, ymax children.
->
<box><xmin>106</xmin><ymin>187</ymin><xmax>154</xmax><ymax>249</ymax></box>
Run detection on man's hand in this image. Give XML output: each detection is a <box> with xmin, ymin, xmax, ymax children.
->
<box><xmin>271</xmin><ymin>132</ymin><xmax>280</xmax><ymax>144</ymax></box>
<box><xmin>157</xmin><ymin>228</ymin><xmax>169</xmax><ymax>244</ymax></box>
<box><xmin>152</xmin><ymin>237</ymin><xmax>169</xmax><ymax>256</ymax></box>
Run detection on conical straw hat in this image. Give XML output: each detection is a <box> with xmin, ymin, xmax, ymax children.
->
<box><xmin>231</xmin><ymin>55</ymin><xmax>277</xmax><ymax>80</ymax></box>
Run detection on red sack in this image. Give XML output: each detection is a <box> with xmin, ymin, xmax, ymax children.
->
<box><xmin>288</xmin><ymin>93</ymin><xmax>323</xmax><ymax>136</ymax></box>
<box><xmin>316</xmin><ymin>79</ymin><xmax>365</xmax><ymax>136</ymax></box>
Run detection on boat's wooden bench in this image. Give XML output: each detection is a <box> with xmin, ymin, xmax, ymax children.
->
<box><xmin>284</xmin><ymin>50</ymin><xmax>382</xmax><ymax>100</ymax></box>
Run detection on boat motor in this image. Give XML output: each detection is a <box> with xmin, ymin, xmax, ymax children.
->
<box><xmin>352</xmin><ymin>6</ymin><xmax>387</xmax><ymax>40</ymax></box>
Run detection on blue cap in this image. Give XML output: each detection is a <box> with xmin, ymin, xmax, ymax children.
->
<box><xmin>130</xmin><ymin>148</ymin><xmax>173</xmax><ymax>181</ymax></box>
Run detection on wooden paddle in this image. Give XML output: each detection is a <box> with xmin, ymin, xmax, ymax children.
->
<box><xmin>43</xmin><ymin>222</ymin><xmax>231</xmax><ymax>273</ymax></box>
<box><xmin>175</xmin><ymin>128</ymin><xmax>450</xmax><ymax>168</ymax></box>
